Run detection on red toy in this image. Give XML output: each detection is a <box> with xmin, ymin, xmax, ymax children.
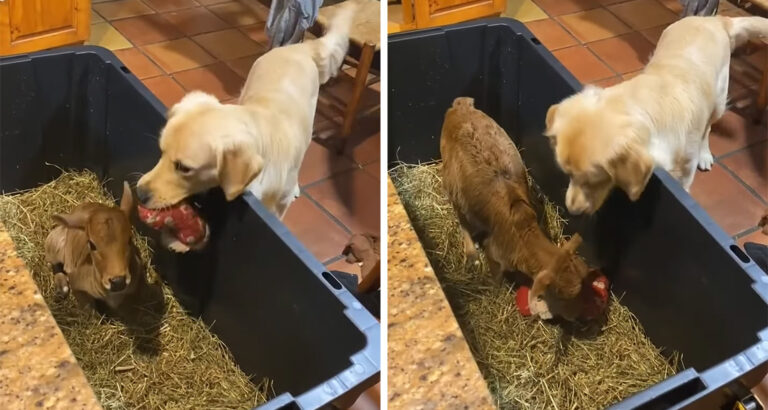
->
<box><xmin>137</xmin><ymin>202</ymin><xmax>208</xmax><ymax>252</ymax></box>
<box><xmin>516</xmin><ymin>271</ymin><xmax>610</xmax><ymax>320</ymax></box>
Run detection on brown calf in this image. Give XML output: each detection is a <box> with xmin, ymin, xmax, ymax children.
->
<box><xmin>45</xmin><ymin>182</ymin><xmax>144</xmax><ymax>311</ymax></box>
<box><xmin>440</xmin><ymin>97</ymin><xmax>590</xmax><ymax>320</ymax></box>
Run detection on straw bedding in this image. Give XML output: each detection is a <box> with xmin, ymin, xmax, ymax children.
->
<box><xmin>390</xmin><ymin>162</ymin><xmax>681</xmax><ymax>410</ymax></box>
<box><xmin>0</xmin><ymin>170</ymin><xmax>270</xmax><ymax>410</ymax></box>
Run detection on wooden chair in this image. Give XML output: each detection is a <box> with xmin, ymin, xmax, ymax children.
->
<box><xmin>758</xmin><ymin>40</ymin><xmax>768</xmax><ymax>121</ymax></box>
<box><xmin>312</xmin><ymin>0</ymin><xmax>381</xmax><ymax>148</ymax></box>
<box><xmin>730</xmin><ymin>0</ymin><xmax>768</xmax><ymax>121</ymax></box>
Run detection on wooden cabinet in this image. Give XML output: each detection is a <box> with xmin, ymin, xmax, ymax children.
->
<box><xmin>1</xmin><ymin>0</ymin><xmax>91</xmax><ymax>56</ymax></box>
<box><xmin>390</xmin><ymin>0</ymin><xmax>505</xmax><ymax>32</ymax></box>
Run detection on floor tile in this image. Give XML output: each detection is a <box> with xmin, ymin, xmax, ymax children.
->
<box><xmin>363</xmin><ymin>161</ymin><xmax>380</xmax><ymax>179</ymax></box>
<box><xmin>197</xmin><ymin>0</ymin><xmax>230</xmax><ymax>4</ymax></box>
<box><xmin>720</xmin><ymin>7</ymin><xmax>750</xmax><ymax>17</ymax></box>
<box><xmin>710</xmin><ymin>110</ymin><xmax>767</xmax><ymax>157</ymax></box>
<box><xmin>113</xmin><ymin>48</ymin><xmax>163</xmax><ymax>79</ymax></box>
<box><xmin>525</xmin><ymin>19</ymin><xmax>578</xmax><ymax>50</ymax></box>
<box><xmin>142</xmin><ymin>75</ymin><xmax>187</xmax><ymax>107</ymax></box>
<box><xmin>93</xmin><ymin>0</ymin><xmax>155</xmax><ymax>20</ymax></box>
<box><xmin>283</xmin><ymin>196</ymin><xmax>351</xmax><ymax>262</ymax></box>
<box><xmin>192</xmin><ymin>28</ymin><xmax>264</xmax><ymax>60</ymax></box>
<box><xmin>112</xmin><ymin>14</ymin><xmax>183</xmax><ymax>45</ymax></box>
<box><xmin>299</xmin><ymin>141</ymin><xmax>357</xmax><ymax>186</ymax></box>
<box><xmin>87</xmin><ymin>22</ymin><xmax>134</xmax><ymax>50</ymax></box>
<box><xmin>93</xmin><ymin>0</ymin><xmax>115</xmax><ymax>3</ymax></box>
<box><xmin>596</xmin><ymin>0</ymin><xmax>631</xmax><ymax>4</ymax></box>
<box><xmin>640</xmin><ymin>24</ymin><xmax>668</xmax><ymax>45</ymax></box>
<box><xmin>738</xmin><ymin>229</ymin><xmax>768</xmax><ymax>248</ymax></box>
<box><xmin>608</xmin><ymin>0</ymin><xmax>678</xmax><ymax>30</ymax></box>
<box><xmin>173</xmin><ymin>62</ymin><xmax>244</xmax><ymax>100</ymax></box>
<box><xmin>143</xmin><ymin>0</ymin><xmax>199</xmax><ymax>12</ymax></box>
<box><xmin>557</xmin><ymin>8</ymin><xmax>632</xmax><ymax>42</ymax></box>
<box><xmin>91</xmin><ymin>9</ymin><xmax>105</xmax><ymax>24</ymax></box>
<box><xmin>347</xmin><ymin>132</ymin><xmax>380</xmax><ymax>166</ymax></box>
<box><xmin>225</xmin><ymin>54</ymin><xmax>261</xmax><ymax>78</ymax></box>
<box><xmin>719</xmin><ymin>0</ymin><xmax>735</xmax><ymax>11</ymax></box>
<box><xmin>721</xmin><ymin>141</ymin><xmax>768</xmax><ymax>201</ymax></box>
<box><xmin>305</xmin><ymin>170</ymin><xmax>380</xmax><ymax>235</ymax></box>
<box><xmin>622</xmin><ymin>70</ymin><xmax>641</xmax><ymax>80</ymax></box>
<box><xmin>690</xmin><ymin>164</ymin><xmax>766</xmax><ymax>235</ymax></box>
<box><xmin>207</xmin><ymin>1</ymin><xmax>263</xmax><ymax>26</ymax></box>
<box><xmin>142</xmin><ymin>38</ymin><xmax>215</xmax><ymax>73</ymax></box>
<box><xmin>240</xmin><ymin>23</ymin><xmax>269</xmax><ymax>45</ymax></box>
<box><xmin>552</xmin><ymin>45</ymin><xmax>615</xmax><ymax>83</ymax></box>
<box><xmin>504</xmin><ymin>0</ymin><xmax>548</xmax><ymax>22</ymax></box>
<box><xmin>592</xmin><ymin>76</ymin><xmax>623</xmax><ymax>87</ymax></box>
<box><xmin>656</xmin><ymin>0</ymin><xmax>682</xmax><ymax>13</ymax></box>
<box><xmin>162</xmin><ymin>7</ymin><xmax>229</xmax><ymax>35</ymax></box>
<box><xmin>533</xmin><ymin>0</ymin><xmax>601</xmax><ymax>16</ymax></box>
<box><xmin>588</xmin><ymin>32</ymin><xmax>655</xmax><ymax>74</ymax></box>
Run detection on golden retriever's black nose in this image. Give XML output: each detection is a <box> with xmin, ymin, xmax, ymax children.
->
<box><xmin>136</xmin><ymin>186</ymin><xmax>152</xmax><ymax>205</ymax></box>
<box><xmin>109</xmin><ymin>276</ymin><xmax>127</xmax><ymax>292</ymax></box>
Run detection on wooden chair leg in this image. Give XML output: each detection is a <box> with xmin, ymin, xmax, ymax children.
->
<box><xmin>358</xmin><ymin>259</ymin><xmax>380</xmax><ymax>293</ymax></box>
<box><xmin>342</xmin><ymin>42</ymin><xmax>376</xmax><ymax>138</ymax></box>
<box><xmin>757</xmin><ymin>47</ymin><xmax>768</xmax><ymax>123</ymax></box>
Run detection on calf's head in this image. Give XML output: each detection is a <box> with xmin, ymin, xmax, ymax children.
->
<box><xmin>530</xmin><ymin>234</ymin><xmax>590</xmax><ymax>321</ymax></box>
<box><xmin>53</xmin><ymin>182</ymin><xmax>134</xmax><ymax>292</ymax></box>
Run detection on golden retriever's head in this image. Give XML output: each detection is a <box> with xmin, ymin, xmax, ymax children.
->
<box><xmin>545</xmin><ymin>86</ymin><xmax>653</xmax><ymax>215</ymax></box>
<box><xmin>137</xmin><ymin>92</ymin><xmax>263</xmax><ymax>209</ymax></box>
<box><xmin>530</xmin><ymin>234</ymin><xmax>589</xmax><ymax>321</ymax></box>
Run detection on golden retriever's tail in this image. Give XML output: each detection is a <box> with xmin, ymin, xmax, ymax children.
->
<box><xmin>312</xmin><ymin>1</ymin><xmax>357</xmax><ymax>84</ymax></box>
<box><xmin>723</xmin><ymin>16</ymin><xmax>768</xmax><ymax>49</ymax></box>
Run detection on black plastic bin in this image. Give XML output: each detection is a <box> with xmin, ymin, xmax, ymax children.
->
<box><xmin>389</xmin><ymin>19</ymin><xmax>768</xmax><ymax>409</ymax></box>
<box><xmin>0</xmin><ymin>46</ymin><xmax>379</xmax><ymax>410</ymax></box>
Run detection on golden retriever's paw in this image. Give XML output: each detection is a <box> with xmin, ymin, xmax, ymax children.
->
<box><xmin>698</xmin><ymin>150</ymin><xmax>714</xmax><ymax>171</ymax></box>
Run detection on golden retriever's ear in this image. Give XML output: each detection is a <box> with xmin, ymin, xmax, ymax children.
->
<box><xmin>531</xmin><ymin>270</ymin><xmax>553</xmax><ymax>301</ymax></box>
<box><xmin>52</xmin><ymin>210</ymin><xmax>90</xmax><ymax>229</ymax></box>
<box><xmin>168</xmin><ymin>91</ymin><xmax>219</xmax><ymax>118</ymax></box>
<box><xmin>119</xmin><ymin>181</ymin><xmax>133</xmax><ymax>218</ymax></box>
<box><xmin>608</xmin><ymin>143</ymin><xmax>654</xmax><ymax>202</ymax></box>
<box><xmin>544</xmin><ymin>104</ymin><xmax>558</xmax><ymax>138</ymax></box>
<box><xmin>218</xmin><ymin>147</ymin><xmax>263</xmax><ymax>201</ymax></box>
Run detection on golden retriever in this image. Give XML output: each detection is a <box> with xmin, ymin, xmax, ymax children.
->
<box><xmin>545</xmin><ymin>16</ymin><xmax>768</xmax><ymax>215</ymax></box>
<box><xmin>136</xmin><ymin>2</ymin><xmax>356</xmax><ymax>228</ymax></box>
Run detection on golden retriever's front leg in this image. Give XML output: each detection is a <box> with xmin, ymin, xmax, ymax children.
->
<box><xmin>698</xmin><ymin>124</ymin><xmax>714</xmax><ymax>171</ymax></box>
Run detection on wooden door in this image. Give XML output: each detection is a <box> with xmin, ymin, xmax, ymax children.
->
<box><xmin>0</xmin><ymin>0</ymin><xmax>91</xmax><ymax>56</ymax></box>
<box><xmin>412</xmin><ymin>0</ymin><xmax>505</xmax><ymax>29</ymax></box>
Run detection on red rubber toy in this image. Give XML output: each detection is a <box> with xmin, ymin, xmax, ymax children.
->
<box><xmin>514</xmin><ymin>272</ymin><xmax>610</xmax><ymax>320</ymax></box>
<box><xmin>137</xmin><ymin>202</ymin><xmax>208</xmax><ymax>247</ymax></box>
<box><xmin>516</xmin><ymin>286</ymin><xmax>532</xmax><ymax>316</ymax></box>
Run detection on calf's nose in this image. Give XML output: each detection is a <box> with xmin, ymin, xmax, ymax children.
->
<box><xmin>109</xmin><ymin>276</ymin><xmax>127</xmax><ymax>292</ymax></box>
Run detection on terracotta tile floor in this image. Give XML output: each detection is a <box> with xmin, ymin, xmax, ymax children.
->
<box><xmin>505</xmin><ymin>0</ymin><xmax>768</xmax><ymax>248</ymax></box>
<box><xmin>85</xmin><ymin>0</ymin><xmax>381</xmax><ymax>275</ymax></box>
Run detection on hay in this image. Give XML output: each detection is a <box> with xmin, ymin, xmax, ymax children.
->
<box><xmin>0</xmin><ymin>170</ymin><xmax>270</xmax><ymax>410</ymax></box>
<box><xmin>390</xmin><ymin>162</ymin><xmax>681</xmax><ymax>410</ymax></box>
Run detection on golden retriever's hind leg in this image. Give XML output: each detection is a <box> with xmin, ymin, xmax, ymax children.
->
<box><xmin>697</xmin><ymin>124</ymin><xmax>714</xmax><ymax>171</ymax></box>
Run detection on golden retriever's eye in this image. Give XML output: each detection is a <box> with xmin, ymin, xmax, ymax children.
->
<box><xmin>174</xmin><ymin>161</ymin><xmax>193</xmax><ymax>175</ymax></box>
<box><xmin>88</xmin><ymin>240</ymin><xmax>97</xmax><ymax>251</ymax></box>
